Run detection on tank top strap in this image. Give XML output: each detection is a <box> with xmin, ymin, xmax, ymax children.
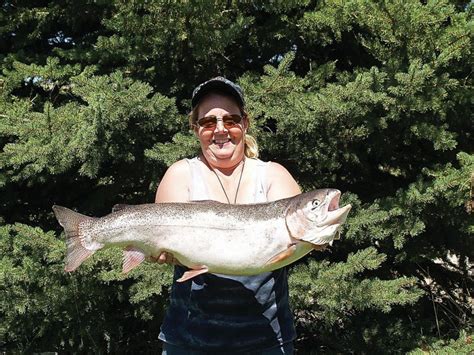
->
<box><xmin>253</xmin><ymin>159</ymin><xmax>270</xmax><ymax>203</ymax></box>
<box><xmin>185</xmin><ymin>157</ymin><xmax>210</xmax><ymax>201</ymax></box>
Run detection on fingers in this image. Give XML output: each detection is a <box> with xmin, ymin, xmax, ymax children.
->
<box><xmin>313</xmin><ymin>243</ymin><xmax>330</xmax><ymax>251</ymax></box>
<box><xmin>158</xmin><ymin>252</ymin><xmax>168</xmax><ymax>264</ymax></box>
<box><xmin>151</xmin><ymin>252</ymin><xmax>181</xmax><ymax>265</ymax></box>
<box><xmin>156</xmin><ymin>252</ymin><xmax>171</xmax><ymax>264</ymax></box>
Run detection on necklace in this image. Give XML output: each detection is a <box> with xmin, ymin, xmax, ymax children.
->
<box><xmin>211</xmin><ymin>159</ymin><xmax>246</xmax><ymax>204</ymax></box>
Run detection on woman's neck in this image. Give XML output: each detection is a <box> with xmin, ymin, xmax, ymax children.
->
<box><xmin>199</xmin><ymin>154</ymin><xmax>245</xmax><ymax>177</ymax></box>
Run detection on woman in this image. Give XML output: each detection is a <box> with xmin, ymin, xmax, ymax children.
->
<box><xmin>155</xmin><ymin>77</ymin><xmax>301</xmax><ymax>354</ymax></box>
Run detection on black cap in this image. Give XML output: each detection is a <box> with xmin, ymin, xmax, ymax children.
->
<box><xmin>191</xmin><ymin>76</ymin><xmax>245</xmax><ymax>109</ymax></box>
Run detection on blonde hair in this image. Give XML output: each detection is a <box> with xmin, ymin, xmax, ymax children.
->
<box><xmin>189</xmin><ymin>95</ymin><xmax>259</xmax><ymax>159</ymax></box>
<box><xmin>244</xmin><ymin>133</ymin><xmax>259</xmax><ymax>159</ymax></box>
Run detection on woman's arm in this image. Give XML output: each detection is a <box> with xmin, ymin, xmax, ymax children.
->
<box><xmin>266</xmin><ymin>162</ymin><xmax>328</xmax><ymax>250</ymax></box>
<box><xmin>266</xmin><ymin>162</ymin><xmax>301</xmax><ymax>201</ymax></box>
<box><xmin>154</xmin><ymin>159</ymin><xmax>190</xmax><ymax>264</ymax></box>
<box><xmin>155</xmin><ymin>159</ymin><xmax>191</xmax><ymax>203</ymax></box>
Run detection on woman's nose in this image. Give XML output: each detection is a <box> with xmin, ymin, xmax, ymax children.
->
<box><xmin>214</xmin><ymin>117</ymin><xmax>227</xmax><ymax>133</ymax></box>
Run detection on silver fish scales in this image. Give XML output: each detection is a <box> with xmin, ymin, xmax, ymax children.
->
<box><xmin>52</xmin><ymin>189</ymin><xmax>351</xmax><ymax>282</ymax></box>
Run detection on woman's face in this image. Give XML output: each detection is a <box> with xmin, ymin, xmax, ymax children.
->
<box><xmin>194</xmin><ymin>93</ymin><xmax>248</xmax><ymax>169</ymax></box>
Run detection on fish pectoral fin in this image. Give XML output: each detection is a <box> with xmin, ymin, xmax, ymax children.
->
<box><xmin>122</xmin><ymin>246</ymin><xmax>146</xmax><ymax>273</ymax></box>
<box><xmin>177</xmin><ymin>265</ymin><xmax>209</xmax><ymax>282</ymax></box>
<box><xmin>265</xmin><ymin>244</ymin><xmax>297</xmax><ymax>266</ymax></box>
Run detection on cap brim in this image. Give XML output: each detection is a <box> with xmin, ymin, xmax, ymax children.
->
<box><xmin>192</xmin><ymin>80</ymin><xmax>244</xmax><ymax>109</ymax></box>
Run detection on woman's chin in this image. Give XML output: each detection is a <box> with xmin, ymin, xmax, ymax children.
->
<box><xmin>210</xmin><ymin>149</ymin><xmax>234</xmax><ymax>160</ymax></box>
<box><xmin>205</xmin><ymin>144</ymin><xmax>243</xmax><ymax>163</ymax></box>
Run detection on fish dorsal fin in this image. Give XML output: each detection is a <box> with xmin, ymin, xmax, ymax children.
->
<box><xmin>112</xmin><ymin>204</ymin><xmax>133</xmax><ymax>213</ymax></box>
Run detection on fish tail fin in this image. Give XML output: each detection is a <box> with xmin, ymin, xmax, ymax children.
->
<box><xmin>52</xmin><ymin>205</ymin><xmax>97</xmax><ymax>272</ymax></box>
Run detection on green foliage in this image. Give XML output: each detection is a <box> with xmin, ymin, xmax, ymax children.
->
<box><xmin>409</xmin><ymin>330</ymin><xmax>474</xmax><ymax>354</ymax></box>
<box><xmin>0</xmin><ymin>223</ymin><xmax>172</xmax><ymax>352</ymax></box>
<box><xmin>289</xmin><ymin>247</ymin><xmax>422</xmax><ymax>324</ymax></box>
<box><xmin>1</xmin><ymin>0</ymin><xmax>472</xmax><ymax>353</ymax></box>
<box><xmin>146</xmin><ymin>132</ymin><xmax>200</xmax><ymax>167</ymax></box>
<box><xmin>1</xmin><ymin>62</ymin><xmax>177</xmax><ymax>181</ymax></box>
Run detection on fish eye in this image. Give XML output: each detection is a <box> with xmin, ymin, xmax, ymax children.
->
<box><xmin>311</xmin><ymin>199</ymin><xmax>321</xmax><ymax>209</ymax></box>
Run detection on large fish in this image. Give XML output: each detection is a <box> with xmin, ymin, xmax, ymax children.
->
<box><xmin>52</xmin><ymin>189</ymin><xmax>351</xmax><ymax>282</ymax></box>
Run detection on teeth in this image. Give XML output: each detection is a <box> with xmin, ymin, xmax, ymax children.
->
<box><xmin>213</xmin><ymin>139</ymin><xmax>230</xmax><ymax>144</ymax></box>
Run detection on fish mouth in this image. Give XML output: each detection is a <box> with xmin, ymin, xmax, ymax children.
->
<box><xmin>328</xmin><ymin>190</ymin><xmax>341</xmax><ymax>212</ymax></box>
<box><xmin>322</xmin><ymin>190</ymin><xmax>352</xmax><ymax>226</ymax></box>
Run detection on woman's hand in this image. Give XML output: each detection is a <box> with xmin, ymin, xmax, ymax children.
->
<box><xmin>150</xmin><ymin>251</ymin><xmax>181</xmax><ymax>265</ymax></box>
<box><xmin>313</xmin><ymin>243</ymin><xmax>330</xmax><ymax>251</ymax></box>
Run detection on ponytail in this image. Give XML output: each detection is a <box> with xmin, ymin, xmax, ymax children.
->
<box><xmin>244</xmin><ymin>133</ymin><xmax>259</xmax><ymax>159</ymax></box>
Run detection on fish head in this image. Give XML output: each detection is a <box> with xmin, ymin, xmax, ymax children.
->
<box><xmin>285</xmin><ymin>189</ymin><xmax>352</xmax><ymax>245</ymax></box>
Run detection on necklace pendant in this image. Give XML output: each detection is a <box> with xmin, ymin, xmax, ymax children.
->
<box><xmin>212</xmin><ymin>159</ymin><xmax>246</xmax><ymax>204</ymax></box>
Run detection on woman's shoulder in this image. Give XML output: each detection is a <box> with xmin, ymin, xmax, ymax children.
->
<box><xmin>266</xmin><ymin>160</ymin><xmax>288</xmax><ymax>172</ymax></box>
<box><xmin>159</xmin><ymin>159</ymin><xmax>191</xmax><ymax>179</ymax></box>
<box><xmin>168</xmin><ymin>158</ymin><xmax>193</xmax><ymax>171</ymax></box>
<box><xmin>155</xmin><ymin>159</ymin><xmax>193</xmax><ymax>203</ymax></box>
<box><xmin>170</xmin><ymin>156</ymin><xmax>207</xmax><ymax>172</ymax></box>
<box><xmin>255</xmin><ymin>159</ymin><xmax>292</xmax><ymax>176</ymax></box>
<box><xmin>261</xmin><ymin>160</ymin><xmax>301</xmax><ymax>201</ymax></box>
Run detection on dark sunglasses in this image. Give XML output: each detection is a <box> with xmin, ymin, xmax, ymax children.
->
<box><xmin>196</xmin><ymin>114</ymin><xmax>243</xmax><ymax>129</ymax></box>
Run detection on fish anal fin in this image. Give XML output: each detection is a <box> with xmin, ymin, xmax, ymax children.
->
<box><xmin>65</xmin><ymin>246</ymin><xmax>94</xmax><ymax>272</ymax></box>
<box><xmin>122</xmin><ymin>246</ymin><xmax>146</xmax><ymax>273</ymax></box>
<box><xmin>265</xmin><ymin>244</ymin><xmax>297</xmax><ymax>266</ymax></box>
<box><xmin>177</xmin><ymin>265</ymin><xmax>209</xmax><ymax>282</ymax></box>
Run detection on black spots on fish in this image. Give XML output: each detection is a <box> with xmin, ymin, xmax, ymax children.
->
<box><xmin>52</xmin><ymin>205</ymin><xmax>86</xmax><ymax>235</ymax></box>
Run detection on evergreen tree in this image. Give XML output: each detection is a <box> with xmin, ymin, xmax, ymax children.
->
<box><xmin>1</xmin><ymin>1</ymin><xmax>472</xmax><ymax>352</ymax></box>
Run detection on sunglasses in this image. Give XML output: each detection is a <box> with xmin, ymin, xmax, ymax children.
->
<box><xmin>196</xmin><ymin>114</ymin><xmax>243</xmax><ymax>129</ymax></box>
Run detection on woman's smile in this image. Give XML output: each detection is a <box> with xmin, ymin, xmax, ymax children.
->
<box><xmin>195</xmin><ymin>93</ymin><xmax>247</xmax><ymax>168</ymax></box>
<box><xmin>213</xmin><ymin>137</ymin><xmax>231</xmax><ymax>145</ymax></box>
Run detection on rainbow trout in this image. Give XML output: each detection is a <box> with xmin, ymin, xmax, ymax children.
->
<box><xmin>52</xmin><ymin>189</ymin><xmax>351</xmax><ymax>282</ymax></box>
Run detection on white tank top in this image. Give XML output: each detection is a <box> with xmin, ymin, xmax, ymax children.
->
<box><xmin>159</xmin><ymin>157</ymin><xmax>296</xmax><ymax>351</ymax></box>
<box><xmin>185</xmin><ymin>157</ymin><xmax>269</xmax><ymax>203</ymax></box>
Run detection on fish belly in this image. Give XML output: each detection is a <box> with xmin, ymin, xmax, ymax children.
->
<box><xmin>132</xmin><ymin>220</ymin><xmax>291</xmax><ymax>275</ymax></box>
<box><xmin>92</xmin><ymin>213</ymin><xmax>301</xmax><ymax>275</ymax></box>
